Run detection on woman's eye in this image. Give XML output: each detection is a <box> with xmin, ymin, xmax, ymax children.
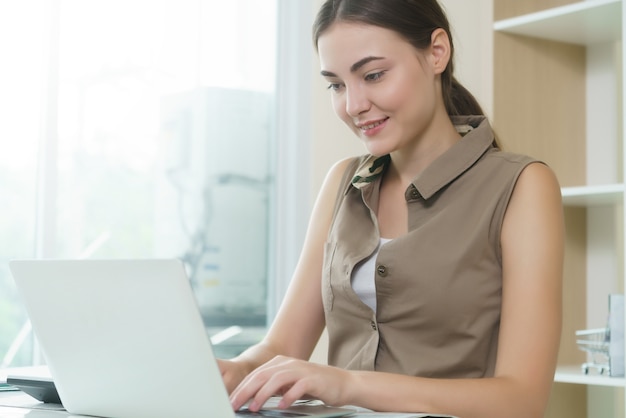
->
<box><xmin>327</xmin><ymin>82</ymin><xmax>343</xmax><ymax>92</ymax></box>
<box><xmin>365</xmin><ymin>71</ymin><xmax>385</xmax><ymax>82</ymax></box>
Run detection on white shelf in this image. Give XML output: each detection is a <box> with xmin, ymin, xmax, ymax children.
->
<box><xmin>494</xmin><ymin>0</ymin><xmax>622</xmax><ymax>45</ymax></box>
<box><xmin>561</xmin><ymin>183</ymin><xmax>624</xmax><ymax>206</ymax></box>
<box><xmin>555</xmin><ymin>365</ymin><xmax>626</xmax><ymax>387</ymax></box>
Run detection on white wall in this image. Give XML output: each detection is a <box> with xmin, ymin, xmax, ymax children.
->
<box><xmin>306</xmin><ymin>0</ymin><xmax>494</xmax><ymax>364</ymax></box>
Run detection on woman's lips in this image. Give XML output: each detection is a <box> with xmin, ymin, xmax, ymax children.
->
<box><xmin>358</xmin><ymin>117</ymin><xmax>389</xmax><ymax>136</ymax></box>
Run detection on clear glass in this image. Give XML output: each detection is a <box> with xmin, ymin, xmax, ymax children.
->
<box><xmin>0</xmin><ymin>0</ymin><xmax>277</xmax><ymax>367</ymax></box>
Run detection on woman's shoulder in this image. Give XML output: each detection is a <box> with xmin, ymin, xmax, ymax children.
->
<box><xmin>484</xmin><ymin>149</ymin><xmax>561</xmax><ymax>202</ymax></box>
<box><xmin>329</xmin><ymin>155</ymin><xmax>366</xmax><ymax>174</ymax></box>
<box><xmin>324</xmin><ymin>154</ymin><xmax>369</xmax><ymax>188</ymax></box>
<box><xmin>480</xmin><ymin>148</ymin><xmax>549</xmax><ymax>179</ymax></box>
<box><xmin>485</xmin><ymin>148</ymin><xmax>539</xmax><ymax>166</ymax></box>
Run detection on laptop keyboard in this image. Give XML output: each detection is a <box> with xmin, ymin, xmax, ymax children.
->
<box><xmin>235</xmin><ymin>409</ymin><xmax>307</xmax><ymax>417</ymax></box>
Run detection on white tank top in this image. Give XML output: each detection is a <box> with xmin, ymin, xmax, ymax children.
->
<box><xmin>351</xmin><ymin>237</ymin><xmax>392</xmax><ymax>312</ymax></box>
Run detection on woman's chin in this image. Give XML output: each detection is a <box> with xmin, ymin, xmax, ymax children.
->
<box><xmin>362</xmin><ymin>141</ymin><xmax>393</xmax><ymax>158</ymax></box>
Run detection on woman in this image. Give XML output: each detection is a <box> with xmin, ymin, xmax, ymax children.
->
<box><xmin>221</xmin><ymin>1</ymin><xmax>564</xmax><ymax>417</ymax></box>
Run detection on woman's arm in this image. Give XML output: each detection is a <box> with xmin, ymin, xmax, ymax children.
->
<box><xmin>219</xmin><ymin>157</ymin><xmax>357</xmax><ymax>393</ymax></box>
<box><xmin>230</xmin><ymin>162</ymin><xmax>564</xmax><ymax>418</ymax></box>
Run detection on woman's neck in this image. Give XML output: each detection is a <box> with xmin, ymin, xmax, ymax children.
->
<box><xmin>388</xmin><ymin>116</ymin><xmax>461</xmax><ymax>186</ymax></box>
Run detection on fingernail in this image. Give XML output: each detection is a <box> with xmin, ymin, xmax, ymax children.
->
<box><xmin>230</xmin><ymin>398</ymin><xmax>239</xmax><ymax>410</ymax></box>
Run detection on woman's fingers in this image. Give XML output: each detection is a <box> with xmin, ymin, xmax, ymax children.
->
<box><xmin>229</xmin><ymin>356</ymin><xmax>311</xmax><ymax>411</ymax></box>
<box><xmin>229</xmin><ymin>356</ymin><xmax>349</xmax><ymax>412</ymax></box>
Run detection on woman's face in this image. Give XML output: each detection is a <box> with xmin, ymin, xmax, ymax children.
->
<box><xmin>317</xmin><ymin>22</ymin><xmax>445</xmax><ymax>156</ymax></box>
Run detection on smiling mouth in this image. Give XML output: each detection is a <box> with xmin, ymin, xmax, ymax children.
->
<box><xmin>359</xmin><ymin>118</ymin><xmax>388</xmax><ymax>131</ymax></box>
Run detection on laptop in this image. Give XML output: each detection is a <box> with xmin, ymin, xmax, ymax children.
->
<box><xmin>9</xmin><ymin>259</ymin><xmax>355</xmax><ymax>418</ymax></box>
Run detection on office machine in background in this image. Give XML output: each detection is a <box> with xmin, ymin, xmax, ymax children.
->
<box><xmin>158</xmin><ymin>87</ymin><xmax>273</xmax><ymax>355</ymax></box>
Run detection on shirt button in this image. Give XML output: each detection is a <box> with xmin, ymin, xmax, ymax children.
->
<box><xmin>410</xmin><ymin>189</ymin><xmax>420</xmax><ymax>199</ymax></box>
<box><xmin>376</xmin><ymin>265</ymin><xmax>387</xmax><ymax>277</ymax></box>
<box><xmin>370</xmin><ymin>321</ymin><xmax>378</xmax><ymax>331</ymax></box>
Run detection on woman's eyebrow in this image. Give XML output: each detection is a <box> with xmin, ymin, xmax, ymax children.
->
<box><xmin>350</xmin><ymin>56</ymin><xmax>384</xmax><ymax>72</ymax></box>
<box><xmin>320</xmin><ymin>56</ymin><xmax>385</xmax><ymax>77</ymax></box>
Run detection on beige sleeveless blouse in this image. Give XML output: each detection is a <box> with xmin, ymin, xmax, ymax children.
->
<box><xmin>322</xmin><ymin>115</ymin><xmax>538</xmax><ymax>378</ymax></box>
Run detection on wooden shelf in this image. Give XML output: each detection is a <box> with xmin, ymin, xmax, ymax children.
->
<box><xmin>494</xmin><ymin>0</ymin><xmax>621</xmax><ymax>45</ymax></box>
<box><xmin>561</xmin><ymin>184</ymin><xmax>625</xmax><ymax>206</ymax></box>
<box><xmin>555</xmin><ymin>365</ymin><xmax>626</xmax><ymax>387</ymax></box>
<box><xmin>494</xmin><ymin>0</ymin><xmax>625</xmax><ymax>415</ymax></box>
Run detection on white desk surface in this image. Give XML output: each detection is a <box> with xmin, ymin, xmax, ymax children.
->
<box><xmin>0</xmin><ymin>388</ymin><xmax>456</xmax><ymax>418</ymax></box>
<box><xmin>0</xmin><ymin>391</ymin><xmax>69</xmax><ymax>417</ymax></box>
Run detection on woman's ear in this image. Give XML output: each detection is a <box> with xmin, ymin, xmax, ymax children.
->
<box><xmin>428</xmin><ymin>28</ymin><xmax>451</xmax><ymax>75</ymax></box>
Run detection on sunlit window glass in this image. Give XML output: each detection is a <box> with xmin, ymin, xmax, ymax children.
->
<box><xmin>0</xmin><ymin>0</ymin><xmax>277</xmax><ymax>367</ymax></box>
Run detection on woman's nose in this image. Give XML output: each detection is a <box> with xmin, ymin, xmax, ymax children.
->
<box><xmin>345</xmin><ymin>86</ymin><xmax>371</xmax><ymax>117</ymax></box>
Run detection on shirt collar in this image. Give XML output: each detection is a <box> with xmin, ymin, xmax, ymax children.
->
<box><xmin>349</xmin><ymin>115</ymin><xmax>495</xmax><ymax>199</ymax></box>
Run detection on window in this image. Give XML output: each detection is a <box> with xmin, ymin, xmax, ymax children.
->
<box><xmin>0</xmin><ymin>0</ymin><xmax>289</xmax><ymax>366</ymax></box>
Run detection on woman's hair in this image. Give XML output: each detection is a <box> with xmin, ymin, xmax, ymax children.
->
<box><xmin>312</xmin><ymin>0</ymin><xmax>485</xmax><ymax>118</ymax></box>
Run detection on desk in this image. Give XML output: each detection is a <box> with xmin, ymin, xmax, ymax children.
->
<box><xmin>0</xmin><ymin>388</ymin><xmax>456</xmax><ymax>418</ymax></box>
<box><xmin>0</xmin><ymin>391</ymin><xmax>69</xmax><ymax>417</ymax></box>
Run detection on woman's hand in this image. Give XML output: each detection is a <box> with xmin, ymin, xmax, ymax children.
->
<box><xmin>218</xmin><ymin>358</ymin><xmax>252</xmax><ymax>394</ymax></box>
<box><xmin>229</xmin><ymin>355</ymin><xmax>353</xmax><ymax>412</ymax></box>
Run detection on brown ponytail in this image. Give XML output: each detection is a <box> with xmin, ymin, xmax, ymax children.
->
<box><xmin>447</xmin><ymin>77</ymin><xmax>486</xmax><ymax>117</ymax></box>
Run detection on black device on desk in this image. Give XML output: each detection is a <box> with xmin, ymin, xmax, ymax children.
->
<box><xmin>6</xmin><ymin>368</ymin><xmax>62</xmax><ymax>404</ymax></box>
